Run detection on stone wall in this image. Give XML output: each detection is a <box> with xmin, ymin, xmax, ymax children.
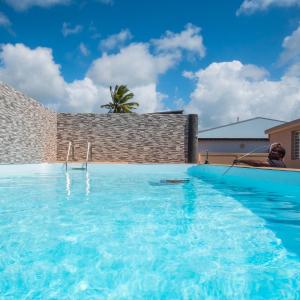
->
<box><xmin>57</xmin><ymin>113</ymin><xmax>195</xmax><ymax>163</ymax></box>
<box><xmin>0</xmin><ymin>83</ymin><xmax>57</xmax><ymax>164</ymax></box>
<box><xmin>0</xmin><ymin>83</ymin><xmax>198</xmax><ymax>164</ymax></box>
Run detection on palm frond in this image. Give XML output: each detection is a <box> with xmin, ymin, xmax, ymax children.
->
<box><xmin>101</xmin><ymin>85</ymin><xmax>139</xmax><ymax>113</ymax></box>
<box><xmin>101</xmin><ymin>104</ymin><xmax>113</xmax><ymax>109</ymax></box>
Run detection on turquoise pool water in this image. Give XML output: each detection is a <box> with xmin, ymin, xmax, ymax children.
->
<box><xmin>0</xmin><ymin>164</ymin><xmax>300</xmax><ymax>299</ymax></box>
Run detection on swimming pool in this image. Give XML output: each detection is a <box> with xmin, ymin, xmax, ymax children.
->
<box><xmin>0</xmin><ymin>164</ymin><xmax>300</xmax><ymax>299</ymax></box>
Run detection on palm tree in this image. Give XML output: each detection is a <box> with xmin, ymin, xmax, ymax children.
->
<box><xmin>101</xmin><ymin>85</ymin><xmax>139</xmax><ymax>113</ymax></box>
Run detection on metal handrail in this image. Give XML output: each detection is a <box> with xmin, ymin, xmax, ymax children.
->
<box><xmin>85</xmin><ymin>142</ymin><xmax>91</xmax><ymax>170</ymax></box>
<box><xmin>65</xmin><ymin>141</ymin><xmax>72</xmax><ymax>171</ymax></box>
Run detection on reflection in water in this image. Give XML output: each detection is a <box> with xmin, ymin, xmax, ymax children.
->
<box><xmin>182</xmin><ymin>180</ymin><xmax>197</xmax><ymax>216</ymax></box>
<box><xmin>86</xmin><ymin>171</ymin><xmax>90</xmax><ymax>196</ymax></box>
<box><xmin>65</xmin><ymin>171</ymin><xmax>90</xmax><ymax>198</ymax></box>
<box><xmin>66</xmin><ymin>172</ymin><xmax>71</xmax><ymax>196</ymax></box>
<box><xmin>178</xmin><ymin>180</ymin><xmax>198</xmax><ymax>233</ymax></box>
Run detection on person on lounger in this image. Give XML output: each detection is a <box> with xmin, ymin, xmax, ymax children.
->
<box><xmin>233</xmin><ymin>143</ymin><xmax>286</xmax><ymax>168</ymax></box>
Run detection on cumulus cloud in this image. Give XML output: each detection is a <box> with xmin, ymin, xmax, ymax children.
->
<box><xmin>64</xmin><ymin>78</ymin><xmax>109</xmax><ymax>112</ymax></box>
<box><xmin>185</xmin><ymin>60</ymin><xmax>300</xmax><ymax>128</ymax></box>
<box><xmin>0</xmin><ymin>43</ymin><xmax>66</xmax><ymax>106</ymax></box>
<box><xmin>0</xmin><ymin>25</ymin><xmax>206</xmax><ymax>114</ymax></box>
<box><xmin>286</xmin><ymin>62</ymin><xmax>300</xmax><ymax>76</ymax></box>
<box><xmin>0</xmin><ymin>43</ymin><xmax>172</xmax><ymax>113</ymax></box>
<box><xmin>99</xmin><ymin>29</ymin><xmax>133</xmax><ymax>51</ymax></box>
<box><xmin>0</xmin><ymin>43</ymin><xmax>107</xmax><ymax>112</ymax></box>
<box><xmin>3</xmin><ymin>0</ymin><xmax>70</xmax><ymax>11</ymax></box>
<box><xmin>87</xmin><ymin>43</ymin><xmax>178</xmax><ymax>112</ymax></box>
<box><xmin>279</xmin><ymin>24</ymin><xmax>300</xmax><ymax>65</ymax></box>
<box><xmin>88</xmin><ymin>43</ymin><xmax>178</xmax><ymax>87</ymax></box>
<box><xmin>237</xmin><ymin>0</ymin><xmax>300</xmax><ymax>15</ymax></box>
<box><xmin>152</xmin><ymin>23</ymin><xmax>206</xmax><ymax>58</ymax></box>
<box><xmin>0</xmin><ymin>12</ymin><xmax>11</xmax><ymax>27</ymax></box>
<box><xmin>62</xmin><ymin>22</ymin><xmax>83</xmax><ymax>37</ymax></box>
<box><xmin>131</xmin><ymin>84</ymin><xmax>166</xmax><ymax>113</ymax></box>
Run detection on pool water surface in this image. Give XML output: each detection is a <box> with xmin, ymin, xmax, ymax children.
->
<box><xmin>0</xmin><ymin>164</ymin><xmax>299</xmax><ymax>299</ymax></box>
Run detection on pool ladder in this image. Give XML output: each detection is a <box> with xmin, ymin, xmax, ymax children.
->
<box><xmin>85</xmin><ymin>142</ymin><xmax>91</xmax><ymax>171</ymax></box>
<box><xmin>65</xmin><ymin>141</ymin><xmax>73</xmax><ymax>171</ymax></box>
<box><xmin>65</xmin><ymin>142</ymin><xmax>91</xmax><ymax>171</ymax></box>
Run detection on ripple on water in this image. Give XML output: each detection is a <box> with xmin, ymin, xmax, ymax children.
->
<box><xmin>0</xmin><ymin>165</ymin><xmax>299</xmax><ymax>299</ymax></box>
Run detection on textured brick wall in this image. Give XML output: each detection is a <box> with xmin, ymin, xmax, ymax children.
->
<box><xmin>57</xmin><ymin>113</ymin><xmax>190</xmax><ymax>163</ymax></box>
<box><xmin>0</xmin><ymin>83</ymin><xmax>57</xmax><ymax>164</ymax></box>
<box><xmin>0</xmin><ymin>83</ymin><xmax>196</xmax><ymax>164</ymax></box>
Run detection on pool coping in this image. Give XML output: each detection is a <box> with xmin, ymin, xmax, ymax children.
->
<box><xmin>202</xmin><ymin>163</ymin><xmax>300</xmax><ymax>172</ymax></box>
<box><xmin>0</xmin><ymin>162</ymin><xmax>299</xmax><ymax>172</ymax></box>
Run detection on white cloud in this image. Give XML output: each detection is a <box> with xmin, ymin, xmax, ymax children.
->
<box><xmin>0</xmin><ymin>12</ymin><xmax>11</xmax><ymax>27</ymax></box>
<box><xmin>0</xmin><ymin>43</ymin><xmax>66</xmax><ymax>106</ymax></box>
<box><xmin>64</xmin><ymin>78</ymin><xmax>109</xmax><ymax>112</ymax></box>
<box><xmin>87</xmin><ymin>43</ymin><xmax>178</xmax><ymax>112</ymax></box>
<box><xmin>0</xmin><ymin>25</ymin><xmax>207</xmax><ymax>114</ymax></box>
<box><xmin>87</xmin><ymin>43</ymin><xmax>178</xmax><ymax>87</ymax></box>
<box><xmin>79</xmin><ymin>43</ymin><xmax>89</xmax><ymax>56</ymax></box>
<box><xmin>3</xmin><ymin>0</ymin><xmax>70</xmax><ymax>11</ymax></box>
<box><xmin>99</xmin><ymin>29</ymin><xmax>133</xmax><ymax>51</ymax></box>
<box><xmin>0</xmin><ymin>43</ymin><xmax>110</xmax><ymax>112</ymax></box>
<box><xmin>152</xmin><ymin>23</ymin><xmax>206</xmax><ymax>58</ymax></box>
<box><xmin>131</xmin><ymin>84</ymin><xmax>166</xmax><ymax>113</ymax></box>
<box><xmin>286</xmin><ymin>62</ymin><xmax>300</xmax><ymax>76</ymax></box>
<box><xmin>279</xmin><ymin>24</ymin><xmax>300</xmax><ymax>65</ymax></box>
<box><xmin>183</xmin><ymin>70</ymin><xmax>196</xmax><ymax>79</ymax></box>
<box><xmin>62</xmin><ymin>22</ymin><xmax>83</xmax><ymax>37</ymax></box>
<box><xmin>0</xmin><ymin>43</ymin><xmax>172</xmax><ymax>113</ymax></box>
<box><xmin>185</xmin><ymin>60</ymin><xmax>300</xmax><ymax>128</ymax></box>
<box><xmin>237</xmin><ymin>0</ymin><xmax>300</xmax><ymax>15</ymax></box>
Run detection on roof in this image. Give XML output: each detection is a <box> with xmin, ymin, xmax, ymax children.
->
<box><xmin>199</xmin><ymin>117</ymin><xmax>285</xmax><ymax>139</ymax></box>
<box><xmin>265</xmin><ymin>118</ymin><xmax>300</xmax><ymax>134</ymax></box>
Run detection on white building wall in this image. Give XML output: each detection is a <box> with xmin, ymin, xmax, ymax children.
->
<box><xmin>198</xmin><ymin>139</ymin><xmax>269</xmax><ymax>154</ymax></box>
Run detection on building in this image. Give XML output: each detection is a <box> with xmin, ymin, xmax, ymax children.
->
<box><xmin>199</xmin><ymin>117</ymin><xmax>285</xmax><ymax>153</ymax></box>
<box><xmin>266</xmin><ymin>119</ymin><xmax>300</xmax><ymax>169</ymax></box>
<box><xmin>198</xmin><ymin>117</ymin><xmax>285</xmax><ymax>164</ymax></box>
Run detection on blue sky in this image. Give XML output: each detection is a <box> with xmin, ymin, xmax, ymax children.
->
<box><xmin>0</xmin><ymin>0</ymin><xmax>300</xmax><ymax>128</ymax></box>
